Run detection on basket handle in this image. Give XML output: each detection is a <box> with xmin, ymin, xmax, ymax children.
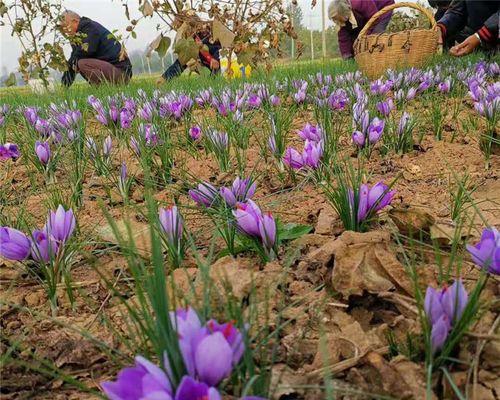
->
<box><xmin>357</xmin><ymin>2</ymin><xmax>437</xmax><ymax>39</ymax></box>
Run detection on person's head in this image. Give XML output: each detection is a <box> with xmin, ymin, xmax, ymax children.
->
<box><xmin>59</xmin><ymin>10</ymin><xmax>81</xmax><ymax>36</ymax></box>
<box><xmin>328</xmin><ymin>0</ymin><xmax>351</xmax><ymax>26</ymax></box>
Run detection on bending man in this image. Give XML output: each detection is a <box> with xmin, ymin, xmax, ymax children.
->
<box><xmin>59</xmin><ymin>10</ymin><xmax>133</xmax><ymax>87</ymax></box>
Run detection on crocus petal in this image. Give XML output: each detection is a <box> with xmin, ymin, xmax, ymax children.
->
<box><xmin>195</xmin><ymin>332</ymin><xmax>233</xmax><ymax>386</ymax></box>
<box><xmin>431</xmin><ymin>314</ymin><xmax>451</xmax><ymax>353</ymax></box>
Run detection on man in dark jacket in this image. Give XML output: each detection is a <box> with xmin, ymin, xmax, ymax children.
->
<box><xmin>428</xmin><ymin>0</ymin><xmax>451</xmax><ymax>21</ymax></box>
<box><xmin>60</xmin><ymin>11</ymin><xmax>133</xmax><ymax>87</ymax></box>
<box><xmin>437</xmin><ymin>1</ymin><xmax>499</xmax><ymax>56</ymax></box>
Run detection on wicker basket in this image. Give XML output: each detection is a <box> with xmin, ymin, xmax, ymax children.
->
<box><xmin>354</xmin><ymin>2</ymin><xmax>439</xmax><ymax>79</ymax></box>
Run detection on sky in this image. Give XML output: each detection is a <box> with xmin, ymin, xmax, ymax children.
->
<box><xmin>0</xmin><ymin>0</ymin><xmax>427</xmax><ymax>73</ymax></box>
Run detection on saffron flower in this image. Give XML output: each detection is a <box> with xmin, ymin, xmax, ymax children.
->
<box><xmin>269</xmin><ymin>94</ymin><xmax>281</xmax><ymax>107</ymax></box>
<box><xmin>353</xmin><ymin>182</ymin><xmax>395</xmax><ymax>223</ymax></box>
<box><xmin>0</xmin><ymin>143</ymin><xmax>20</xmax><ymax>161</ymax></box>
<box><xmin>233</xmin><ymin>200</ymin><xmax>277</xmax><ymax>255</ymax></box>
<box><xmin>352</xmin><ymin>131</ymin><xmax>365</xmax><ymax>147</ymax></box>
<box><xmin>424</xmin><ymin>280</ymin><xmax>468</xmax><ymax>353</ymax></box>
<box><xmin>189</xmin><ymin>182</ymin><xmax>218</xmax><ymax>208</ymax></box>
<box><xmin>175</xmin><ymin>376</ymin><xmax>220</xmax><ymax>400</ymax></box>
<box><xmin>283</xmin><ymin>147</ymin><xmax>304</xmax><ymax>170</ymax></box>
<box><xmin>189</xmin><ymin>125</ymin><xmax>202</xmax><ymax>141</ymax></box>
<box><xmin>46</xmin><ymin>205</ymin><xmax>76</xmax><ymax>243</ymax></box>
<box><xmin>35</xmin><ymin>141</ymin><xmax>51</xmax><ymax>165</ymax></box>
<box><xmin>159</xmin><ymin>206</ymin><xmax>184</xmax><ymax>248</ymax></box>
<box><xmin>302</xmin><ymin>140</ymin><xmax>324</xmax><ymax>169</ymax></box>
<box><xmin>30</xmin><ymin>229</ymin><xmax>59</xmax><ymax>264</ymax></box>
<box><xmin>103</xmin><ymin>136</ymin><xmax>113</xmax><ymax>158</ymax></box>
<box><xmin>0</xmin><ymin>227</ymin><xmax>31</xmax><ymax>261</ymax></box>
<box><xmin>466</xmin><ymin>227</ymin><xmax>499</xmax><ymax>275</ymax></box>
<box><xmin>376</xmin><ymin>99</ymin><xmax>394</xmax><ymax>117</ymax></box>
<box><xmin>188</xmin><ymin>320</ymin><xmax>245</xmax><ymax>386</ymax></box>
<box><xmin>101</xmin><ymin>356</ymin><xmax>173</xmax><ymax>400</ymax></box>
<box><xmin>367</xmin><ymin>117</ymin><xmax>385</xmax><ymax>144</ymax></box>
<box><xmin>297</xmin><ymin>123</ymin><xmax>323</xmax><ymax>142</ymax></box>
<box><xmin>220</xmin><ymin>177</ymin><xmax>256</xmax><ymax>207</ymax></box>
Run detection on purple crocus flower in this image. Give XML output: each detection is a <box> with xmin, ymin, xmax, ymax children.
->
<box><xmin>258</xmin><ymin>212</ymin><xmax>277</xmax><ymax>251</ymax></box>
<box><xmin>188</xmin><ymin>327</ymin><xmax>235</xmax><ymax>386</ymax></box>
<box><xmin>86</xmin><ymin>138</ymin><xmax>98</xmax><ymax>159</ymax></box>
<box><xmin>189</xmin><ymin>125</ymin><xmax>202</xmax><ymax>141</ymax></box>
<box><xmin>297</xmin><ymin>123</ymin><xmax>323</xmax><ymax>142</ymax></box>
<box><xmin>120</xmin><ymin>109</ymin><xmax>133</xmax><ymax>129</ymax></box>
<box><xmin>466</xmin><ymin>227</ymin><xmax>500</xmax><ymax>275</ymax></box>
<box><xmin>174</xmin><ymin>376</ymin><xmax>220</xmax><ymax>400</ymax></box>
<box><xmin>367</xmin><ymin>117</ymin><xmax>385</xmax><ymax>144</ymax></box>
<box><xmin>406</xmin><ymin>87</ymin><xmax>417</xmax><ymax>101</ymax></box>
<box><xmin>233</xmin><ymin>201</ymin><xmax>277</xmax><ymax>253</ymax></box>
<box><xmin>206</xmin><ymin>130</ymin><xmax>228</xmax><ymax>150</ymax></box>
<box><xmin>352</xmin><ymin>131</ymin><xmax>365</xmax><ymax>148</ymax></box>
<box><xmin>46</xmin><ymin>205</ymin><xmax>76</xmax><ymax>243</ymax></box>
<box><xmin>293</xmin><ymin>90</ymin><xmax>306</xmax><ymax>104</ymax></box>
<box><xmin>101</xmin><ymin>356</ymin><xmax>173</xmax><ymax>400</ymax></box>
<box><xmin>424</xmin><ymin>280</ymin><xmax>468</xmax><ymax>353</ymax></box>
<box><xmin>366</xmin><ymin>182</ymin><xmax>395</xmax><ymax>213</ymax></box>
<box><xmin>35</xmin><ymin>141</ymin><xmax>51</xmax><ymax>165</ymax></box>
<box><xmin>189</xmin><ymin>182</ymin><xmax>218</xmax><ymax>208</ymax></box>
<box><xmin>109</xmin><ymin>105</ymin><xmax>119</xmax><ymax>123</ymax></box>
<box><xmin>233</xmin><ymin>200</ymin><xmax>262</xmax><ymax>237</ymax></box>
<box><xmin>138</xmin><ymin>102</ymin><xmax>154</xmax><ymax>121</ymax></box>
<box><xmin>376</xmin><ymin>99</ymin><xmax>394</xmax><ymax>117</ymax></box>
<box><xmin>354</xmin><ymin>182</ymin><xmax>395</xmax><ymax>223</ymax></box>
<box><xmin>268</xmin><ymin>135</ymin><xmax>277</xmax><ymax>155</ymax></box>
<box><xmin>438</xmin><ymin>80</ymin><xmax>451</xmax><ymax>94</ymax></box>
<box><xmin>0</xmin><ymin>143</ymin><xmax>20</xmax><ymax>161</ymax></box>
<box><xmin>247</xmin><ymin>94</ymin><xmax>262</xmax><ymax>109</ymax></box>
<box><xmin>283</xmin><ymin>147</ymin><xmax>304</xmax><ymax>170</ymax></box>
<box><xmin>30</xmin><ymin>229</ymin><xmax>58</xmax><ymax>263</ymax></box>
<box><xmin>130</xmin><ymin>137</ymin><xmax>141</xmax><ymax>157</ymax></box>
<box><xmin>159</xmin><ymin>206</ymin><xmax>184</xmax><ymax>247</ymax></box>
<box><xmin>302</xmin><ymin>140</ymin><xmax>323</xmax><ymax>169</ymax></box>
<box><xmin>269</xmin><ymin>94</ymin><xmax>281</xmax><ymax>107</ymax></box>
<box><xmin>397</xmin><ymin>112</ymin><xmax>412</xmax><ymax>136</ymax></box>
<box><xmin>220</xmin><ymin>177</ymin><xmax>256</xmax><ymax>207</ymax></box>
<box><xmin>103</xmin><ymin>136</ymin><xmax>113</xmax><ymax>157</ymax></box>
<box><xmin>328</xmin><ymin>89</ymin><xmax>349</xmax><ymax>110</ymax></box>
<box><xmin>169</xmin><ymin>307</ymin><xmax>202</xmax><ymax>341</ymax></box>
<box><xmin>24</xmin><ymin>107</ymin><xmax>38</xmax><ymax>125</ymax></box>
<box><xmin>96</xmin><ymin>112</ymin><xmax>108</xmax><ymax>126</ymax></box>
<box><xmin>0</xmin><ymin>227</ymin><xmax>31</xmax><ymax>261</ymax></box>
<box><xmin>140</xmin><ymin>124</ymin><xmax>160</xmax><ymax>147</ymax></box>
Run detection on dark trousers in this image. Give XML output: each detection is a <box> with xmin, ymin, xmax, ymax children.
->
<box><xmin>77</xmin><ymin>59</ymin><xmax>130</xmax><ymax>85</ymax></box>
<box><xmin>162</xmin><ymin>59</ymin><xmax>220</xmax><ymax>80</ymax></box>
<box><xmin>162</xmin><ymin>59</ymin><xmax>185</xmax><ymax>80</ymax></box>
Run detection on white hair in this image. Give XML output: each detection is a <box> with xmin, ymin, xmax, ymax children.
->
<box><xmin>62</xmin><ymin>10</ymin><xmax>81</xmax><ymax>21</ymax></box>
<box><xmin>328</xmin><ymin>0</ymin><xmax>352</xmax><ymax>21</ymax></box>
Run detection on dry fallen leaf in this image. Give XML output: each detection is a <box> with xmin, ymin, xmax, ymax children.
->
<box><xmin>313</xmin><ymin>231</ymin><xmax>414</xmax><ymax>299</ymax></box>
<box><xmin>212</xmin><ymin>18</ymin><xmax>236</xmax><ymax>48</ymax></box>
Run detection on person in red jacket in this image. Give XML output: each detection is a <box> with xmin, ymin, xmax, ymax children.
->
<box><xmin>437</xmin><ymin>0</ymin><xmax>499</xmax><ymax>57</ymax></box>
<box><xmin>328</xmin><ymin>0</ymin><xmax>395</xmax><ymax>59</ymax></box>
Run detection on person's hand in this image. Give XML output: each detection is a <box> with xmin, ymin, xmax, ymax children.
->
<box><xmin>156</xmin><ymin>76</ymin><xmax>166</xmax><ymax>85</ymax></box>
<box><xmin>210</xmin><ymin>59</ymin><xmax>220</xmax><ymax>70</ymax></box>
<box><xmin>450</xmin><ymin>34</ymin><xmax>480</xmax><ymax>57</ymax></box>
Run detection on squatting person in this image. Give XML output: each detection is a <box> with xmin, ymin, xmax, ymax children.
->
<box><xmin>328</xmin><ymin>0</ymin><xmax>395</xmax><ymax>60</ymax></box>
<box><xmin>157</xmin><ymin>14</ymin><xmax>221</xmax><ymax>84</ymax></box>
<box><xmin>59</xmin><ymin>10</ymin><xmax>133</xmax><ymax>87</ymax></box>
<box><xmin>436</xmin><ymin>0</ymin><xmax>499</xmax><ymax>57</ymax></box>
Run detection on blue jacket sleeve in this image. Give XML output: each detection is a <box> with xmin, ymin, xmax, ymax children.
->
<box><xmin>437</xmin><ymin>1</ymin><xmax>468</xmax><ymax>38</ymax></box>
